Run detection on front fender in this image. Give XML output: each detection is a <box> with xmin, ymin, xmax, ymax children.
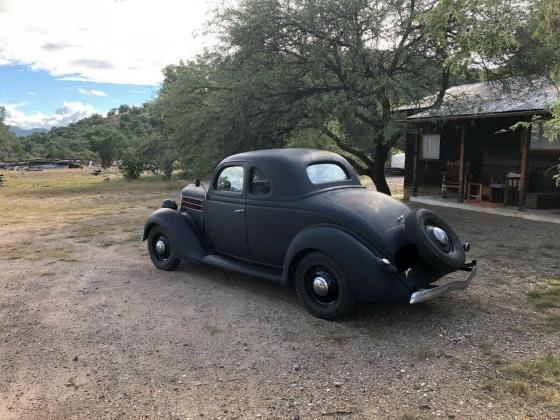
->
<box><xmin>142</xmin><ymin>208</ymin><xmax>206</xmax><ymax>262</ymax></box>
<box><xmin>282</xmin><ymin>225</ymin><xmax>410</xmax><ymax>301</ymax></box>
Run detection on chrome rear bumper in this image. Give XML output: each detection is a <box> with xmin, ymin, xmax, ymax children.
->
<box><xmin>409</xmin><ymin>260</ymin><xmax>477</xmax><ymax>304</ymax></box>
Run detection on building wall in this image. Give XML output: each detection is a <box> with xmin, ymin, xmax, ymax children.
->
<box><xmin>404</xmin><ymin>115</ymin><xmax>560</xmax><ymax>195</ymax></box>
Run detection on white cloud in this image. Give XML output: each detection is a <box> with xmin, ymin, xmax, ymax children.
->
<box><xmin>78</xmin><ymin>88</ymin><xmax>107</xmax><ymax>97</ymax></box>
<box><xmin>0</xmin><ymin>0</ymin><xmax>219</xmax><ymax>85</ymax></box>
<box><xmin>3</xmin><ymin>101</ymin><xmax>96</xmax><ymax>129</ymax></box>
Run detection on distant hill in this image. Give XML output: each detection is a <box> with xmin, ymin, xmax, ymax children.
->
<box><xmin>10</xmin><ymin>126</ymin><xmax>48</xmax><ymax>137</ymax></box>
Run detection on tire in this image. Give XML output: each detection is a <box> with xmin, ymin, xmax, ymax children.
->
<box><xmin>405</xmin><ymin>208</ymin><xmax>465</xmax><ymax>272</ymax></box>
<box><xmin>295</xmin><ymin>252</ymin><xmax>355</xmax><ymax>320</ymax></box>
<box><xmin>147</xmin><ymin>227</ymin><xmax>180</xmax><ymax>271</ymax></box>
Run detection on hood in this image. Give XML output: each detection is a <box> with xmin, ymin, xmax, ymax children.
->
<box><xmin>324</xmin><ymin>188</ymin><xmax>411</xmax><ymax>231</ymax></box>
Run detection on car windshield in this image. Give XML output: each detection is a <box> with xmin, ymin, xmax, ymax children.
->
<box><xmin>306</xmin><ymin>163</ymin><xmax>348</xmax><ymax>184</ymax></box>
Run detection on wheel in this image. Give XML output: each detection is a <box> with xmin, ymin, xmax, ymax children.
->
<box><xmin>295</xmin><ymin>252</ymin><xmax>355</xmax><ymax>320</ymax></box>
<box><xmin>147</xmin><ymin>227</ymin><xmax>180</xmax><ymax>271</ymax></box>
<box><xmin>405</xmin><ymin>208</ymin><xmax>465</xmax><ymax>273</ymax></box>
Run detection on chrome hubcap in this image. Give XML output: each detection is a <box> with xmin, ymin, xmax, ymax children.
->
<box><xmin>432</xmin><ymin>226</ymin><xmax>449</xmax><ymax>247</ymax></box>
<box><xmin>426</xmin><ymin>224</ymin><xmax>451</xmax><ymax>252</ymax></box>
<box><xmin>155</xmin><ymin>239</ymin><xmax>167</xmax><ymax>256</ymax></box>
<box><xmin>312</xmin><ymin>276</ymin><xmax>329</xmax><ymax>296</ymax></box>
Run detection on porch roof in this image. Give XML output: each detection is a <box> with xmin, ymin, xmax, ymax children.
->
<box><xmin>402</xmin><ymin>79</ymin><xmax>560</xmax><ymax>121</ymax></box>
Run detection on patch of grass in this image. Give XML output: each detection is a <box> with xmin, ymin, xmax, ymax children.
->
<box><xmin>527</xmin><ymin>278</ymin><xmax>560</xmax><ymax>331</ymax></box>
<box><xmin>504</xmin><ymin>379</ymin><xmax>530</xmax><ymax>397</ymax></box>
<box><xmin>528</xmin><ymin>278</ymin><xmax>560</xmax><ymax>310</ymax></box>
<box><xmin>507</xmin><ymin>354</ymin><xmax>560</xmax><ymax>387</ymax></box>
<box><xmin>480</xmin><ymin>378</ymin><xmax>497</xmax><ymax>392</ymax></box>
<box><xmin>478</xmin><ymin>339</ymin><xmax>506</xmax><ymax>366</ymax></box>
<box><xmin>545</xmin><ymin>314</ymin><xmax>560</xmax><ymax>330</ymax></box>
<box><xmin>126</xmin><ymin>232</ymin><xmax>141</xmax><ymax>242</ymax></box>
<box><xmin>483</xmin><ymin>354</ymin><xmax>560</xmax><ymax>404</ymax></box>
<box><xmin>1</xmin><ymin>169</ymin><xmax>184</xmax><ymax>200</ymax></box>
<box><xmin>4</xmin><ymin>246</ymin><xmax>76</xmax><ymax>262</ymax></box>
<box><xmin>0</xmin><ymin>170</ymin><xmax>183</xmax><ymax>237</ymax></box>
<box><xmin>72</xmin><ymin>219</ymin><xmax>126</xmax><ymax>238</ymax></box>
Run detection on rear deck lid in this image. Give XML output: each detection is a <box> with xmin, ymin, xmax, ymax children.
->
<box><xmin>324</xmin><ymin>188</ymin><xmax>411</xmax><ymax>231</ymax></box>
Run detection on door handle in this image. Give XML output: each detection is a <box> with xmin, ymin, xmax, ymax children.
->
<box><xmin>234</xmin><ymin>209</ymin><xmax>245</xmax><ymax>213</ymax></box>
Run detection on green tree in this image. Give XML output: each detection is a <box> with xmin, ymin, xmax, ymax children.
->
<box><xmin>87</xmin><ymin>125</ymin><xmax>125</xmax><ymax>168</ymax></box>
<box><xmin>0</xmin><ymin>106</ymin><xmax>23</xmax><ymax>161</ymax></box>
<box><xmin>502</xmin><ymin>1</ymin><xmax>560</xmax><ymax>181</ymax></box>
<box><xmin>159</xmin><ymin>0</ymin><xmax>526</xmax><ymax>194</ymax></box>
<box><xmin>119</xmin><ymin>146</ymin><xmax>145</xmax><ymax>179</ymax></box>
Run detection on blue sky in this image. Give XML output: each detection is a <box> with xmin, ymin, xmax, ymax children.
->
<box><xmin>0</xmin><ymin>0</ymin><xmax>217</xmax><ymax>129</ymax></box>
<box><xmin>1</xmin><ymin>64</ymin><xmax>158</xmax><ymax>113</ymax></box>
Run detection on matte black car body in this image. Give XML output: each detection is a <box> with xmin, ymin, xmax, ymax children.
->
<box><xmin>143</xmin><ymin>149</ymin><xmax>476</xmax><ymax>318</ymax></box>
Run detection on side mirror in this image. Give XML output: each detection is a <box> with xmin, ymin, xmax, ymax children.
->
<box><xmin>195</xmin><ymin>179</ymin><xmax>201</xmax><ymax>187</ymax></box>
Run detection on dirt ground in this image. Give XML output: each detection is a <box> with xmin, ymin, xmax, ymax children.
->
<box><xmin>1</xmin><ymin>170</ymin><xmax>559</xmax><ymax>419</ymax></box>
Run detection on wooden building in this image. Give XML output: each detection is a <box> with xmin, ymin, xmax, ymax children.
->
<box><xmin>403</xmin><ymin>80</ymin><xmax>560</xmax><ymax>210</ymax></box>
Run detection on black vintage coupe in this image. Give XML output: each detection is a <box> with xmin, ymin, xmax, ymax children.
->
<box><xmin>143</xmin><ymin>149</ymin><xmax>477</xmax><ymax>319</ymax></box>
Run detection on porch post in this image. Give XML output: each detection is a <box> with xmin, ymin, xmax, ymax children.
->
<box><xmin>458</xmin><ymin>123</ymin><xmax>466</xmax><ymax>203</ymax></box>
<box><xmin>412</xmin><ymin>133</ymin><xmax>419</xmax><ymax>197</ymax></box>
<box><xmin>518</xmin><ymin>126</ymin><xmax>530</xmax><ymax>212</ymax></box>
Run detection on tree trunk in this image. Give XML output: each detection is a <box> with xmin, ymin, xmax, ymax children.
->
<box><xmin>370</xmin><ymin>144</ymin><xmax>391</xmax><ymax>195</ymax></box>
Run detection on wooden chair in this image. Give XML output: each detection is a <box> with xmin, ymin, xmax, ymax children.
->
<box><xmin>441</xmin><ymin>161</ymin><xmax>470</xmax><ymax>198</ymax></box>
<box><xmin>466</xmin><ymin>182</ymin><xmax>483</xmax><ymax>201</ymax></box>
<box><xmin>489</xmin><ymin>175</ymin><xmax>505</xmax><ymax>203</ymax></box>
<box><xmin>504</xmin><ymin>172</ymin><xmax>521</xmax><ymax>205</ymax></box>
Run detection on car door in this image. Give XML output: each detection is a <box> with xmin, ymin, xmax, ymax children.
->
<box><xmin>205</xmin><ymin>164</ymin><xmax>250</xmax><ymax>260</ymax></box>
<box><xmin>245</xmin><ymin>166</ymin><xmax>310</xmax><ymax>267</ymax></box>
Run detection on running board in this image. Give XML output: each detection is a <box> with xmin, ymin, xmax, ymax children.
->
<box><xmin>200</xmin><ymin>254</ymin><xmax>283</xmax><ymax>283</ymax></box>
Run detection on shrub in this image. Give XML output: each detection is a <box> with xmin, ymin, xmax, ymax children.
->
<box><xmin>119</xmin><ymin>147</ymin><xmax>144</xmax><ymax>180</ymax></box>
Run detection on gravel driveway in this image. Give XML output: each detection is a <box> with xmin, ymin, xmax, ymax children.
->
<box><xmin>1</xmin><ymin>171</ymin><xmax>559</xmax><ymax>419</ymax></box>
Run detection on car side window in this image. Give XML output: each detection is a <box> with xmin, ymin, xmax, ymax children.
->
<box><xmin>215</xmin><ymin>166</ymin><xmax>244</xmax><ymax>193</ymax></box>
<box><xmin>249</xmin><ymin>167</ymin><xmax>271</xmax><ymax>195</ymax></box>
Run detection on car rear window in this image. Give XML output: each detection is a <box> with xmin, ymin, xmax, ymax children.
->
<box><xmin>306</xmin><ymin>163</ymin><xmax>349</xmax><ymax>184</ymax></box>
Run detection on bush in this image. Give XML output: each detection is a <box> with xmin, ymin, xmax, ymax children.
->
<box><xmin>160</xmin><ymin>157</ymin><xmax>174</xmax><ymax>181</ymax></box>
<box><xmin>119</xmin><ymin>147</ymin><xmax>144</xmax><ymax>180</ymax></box>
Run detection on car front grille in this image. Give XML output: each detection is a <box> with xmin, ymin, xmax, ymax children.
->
<box><xmin>181</xmin><ymin>195</ymin><xmax>203</xmax><ymax>212</ymax></box>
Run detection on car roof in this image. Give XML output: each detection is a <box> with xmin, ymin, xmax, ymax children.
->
<box><xmin>218</xmin><ymin>148</ymin><xmax>362</xmax><ymax>200</ymax></box>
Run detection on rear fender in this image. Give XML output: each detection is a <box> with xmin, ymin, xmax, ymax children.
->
<box><xmin>142</xmin><ymin>208</ymin><xmax>206</xmax><ymax>262</ymax></box>
<box><xmin>282</xmin><ymin>225</ymin><xmax>409</xmax><ymax>301</ymax></box>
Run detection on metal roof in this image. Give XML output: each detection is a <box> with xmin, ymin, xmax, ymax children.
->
<box><xmin>403</xmin><ymin>79</ymin><xmax>560</xmax><ymax>120</ymax></box>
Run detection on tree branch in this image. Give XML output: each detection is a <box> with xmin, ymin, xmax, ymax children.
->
<box><xmin>322</xmin><ymin>127</ymin><xmax>373</xmax><ymax>168</ymax></box>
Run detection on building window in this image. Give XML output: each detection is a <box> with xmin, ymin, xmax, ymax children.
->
<box><xmin>530</xmin><ymin>123</ymin><xmax>560</xmax><ymax>150</ymax></box>
<box><xmin>420</xmin><ymin>134</ymin><xmax>440</xmax><ymax>160</ymax></box>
